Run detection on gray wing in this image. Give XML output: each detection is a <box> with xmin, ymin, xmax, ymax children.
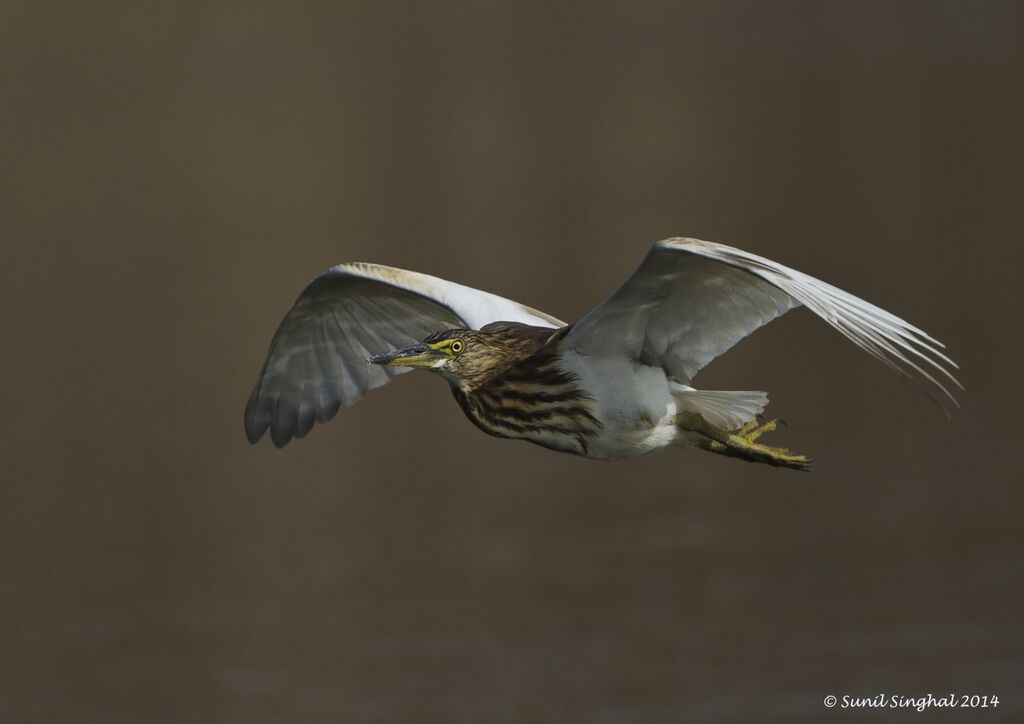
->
<box><xmin>246</xmin><ymin>262</ymin><xmax>564</xmax><ymax>447</ymax></box>
<box><xmin>562</xmin><ymin>238</ymin><xmax>961</xmax><ymax>407</ymax></box>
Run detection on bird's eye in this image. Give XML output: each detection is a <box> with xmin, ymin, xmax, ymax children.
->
<box><xmin>449</xmin><ymin>339</ymin><xmax>464</xmax><ymax>354</ymax></box>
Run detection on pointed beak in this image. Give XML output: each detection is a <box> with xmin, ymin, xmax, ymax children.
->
<box><xmin>367</xmin><ymin>342</ymin><xmax>440</xmax><ymax>368</ymax></box>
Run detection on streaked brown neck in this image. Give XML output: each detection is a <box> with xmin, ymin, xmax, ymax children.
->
<box><xmin>451</xmin><ymin>339</ymin><xmax>603</xmax><ymax>456</ymax></box>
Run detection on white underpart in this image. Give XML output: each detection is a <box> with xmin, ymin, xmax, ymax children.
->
<box><xmin>560</xmin><ymin>353</ymin><xmax>772</xmax><ymax>460</ymax></box>
<box><xmin>558</xmin><ymin>353</ymin><xmax>732</xmax><ymax>459</ymax></box>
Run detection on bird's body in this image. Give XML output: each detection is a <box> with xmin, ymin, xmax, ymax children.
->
<box><xmin>423</xmin><ymin>324</ymin><xmax>763</xmax><ymax>460</ymax></box>
<box><xmin>245</xmin><ymin>238</ymin><xmax>961</xmax><ymax>469</ymax></box>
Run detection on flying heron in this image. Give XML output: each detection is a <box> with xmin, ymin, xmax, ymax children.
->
<box><xmin>245</xmin><ymin>238</ymin><xmax>960</xmax><ymax>469</ymax></box>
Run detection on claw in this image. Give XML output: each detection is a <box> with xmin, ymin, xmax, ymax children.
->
<box><xmin>729</xmin><ymin>418</ymin><xmax>810</xmax><ymax>469</ymax></box>
<box><xmin>679</xmin><ymin>411</ymin><xmax>813</xmax><ymax>471</ymax></box>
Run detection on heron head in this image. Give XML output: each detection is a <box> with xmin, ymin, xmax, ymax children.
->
<box><xmin>367</xmin><ymin>329</ymin><xmax>505</xmax><ymax>386</ymax></box>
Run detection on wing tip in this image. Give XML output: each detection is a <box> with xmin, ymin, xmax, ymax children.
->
<box><xmin>270</xmin><ymin>426</ymin><xmax>295</xmax><ymax>448</ymax></box>
<box><xmin>245</xmin><ymin>389</ymin><xmax>348</xmax><ymax>448</ymax></box>
<box><xmin>244</xmin><ymin>423</ymin><xmax>266</xmax><ymax>445</ymax></box>
<box><xmin>244</xmin><ymin>389</ymin><xmax>300</xmax><ymax>448</ymax></box>
<box><xmin>243</xmin><ymin>391</ymin><xmax>268</xmax><ymax>445</ymax></box>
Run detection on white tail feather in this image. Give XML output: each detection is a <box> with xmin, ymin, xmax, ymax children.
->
<box><xmin>673</xmin><ymin>387</ymin><xmax>768</xmax><ymax>430</ymax></box>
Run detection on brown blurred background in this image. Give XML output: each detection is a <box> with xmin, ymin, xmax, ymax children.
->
<box><xmin>1</xmin><ymin>1</ymin><xmax>1022</xmax><ymax>722</ymax></box>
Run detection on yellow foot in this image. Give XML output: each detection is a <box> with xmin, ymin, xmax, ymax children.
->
<box><xmin>734</xmin><ymin>418</ymin><xmax>777</xmax><ymax>442</ymax></box>
<box><xmin>725</xmin><ymin>419</ymin><xmax>811</xmax><ymax>469</ymax></box>
<box><xmin>728</xmin><ymin>435</ymin><xmax>812</xmax><ymax>470</ymax></box>
<box><xmin>679</xmin><ymin>412</ymin><xmax>813</xmax><ymax>471</ymax></box>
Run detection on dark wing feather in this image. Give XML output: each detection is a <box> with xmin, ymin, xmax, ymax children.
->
<box><xmin>245</xmin><ymin>262</ymin><xmax>564</xmax><ymax>447</ymax></box>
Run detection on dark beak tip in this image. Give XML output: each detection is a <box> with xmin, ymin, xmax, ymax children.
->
<box><xmin>367</xmin><ymin>342</ymin><xmax>431</xmax><ymax>367</ymax></box>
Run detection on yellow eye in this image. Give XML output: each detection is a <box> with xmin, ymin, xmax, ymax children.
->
<box><xmin>449</xmin><ymin>339</ymin><xmax>464</xmax><ymax>354</ymax></box>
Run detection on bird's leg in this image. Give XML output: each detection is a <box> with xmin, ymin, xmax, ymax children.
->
<box><xmin>677</xmin><ymin>412</ymin><xmax>812</xmax><ymax>471</ymax></box>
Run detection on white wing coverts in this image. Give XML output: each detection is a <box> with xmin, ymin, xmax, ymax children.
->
<box><xmin>245</xmin><ymin>263</ymin><xmax>563</xmax><ymax>447</ymax></box>
<box><xmin>563</xmin><ymin>238</ymin><xmax>961</xmax><ymax>407</ymax></box>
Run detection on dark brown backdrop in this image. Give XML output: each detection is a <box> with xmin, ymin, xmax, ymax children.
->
<box><xmin>2</xmin><ymin>2</ymin><xmax>1022</xmax><ymax>722</ymax></box>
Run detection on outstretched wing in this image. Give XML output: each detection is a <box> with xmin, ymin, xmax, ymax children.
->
<box><xmin>246</xmin><ymin>262</ymin><xmax>564</xmax><ymax>447</ymax></box>
<box><xmin>562</xmin><ymin>238</ymin><xmax>961</xmax><ymax>408</ymax></box>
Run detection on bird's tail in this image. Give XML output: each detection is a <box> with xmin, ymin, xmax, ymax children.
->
<box><xmin>671</xmin><ymin>386</ymin><xmax>768</xmax><ymax>431</ymax></box>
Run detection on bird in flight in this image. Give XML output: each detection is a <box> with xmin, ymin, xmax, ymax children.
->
<box><xmin>245</xmin><ymin>238</ymin><xmax>960</xmax><ymax>469</ymax></box>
